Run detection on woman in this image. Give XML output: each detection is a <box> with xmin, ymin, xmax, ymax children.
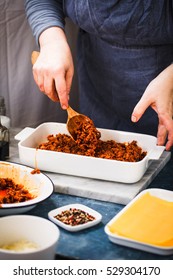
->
<box><xmin>25</xmin><ymin>0</ymin><xmax>173</xmax><ymax>150</ymax></box>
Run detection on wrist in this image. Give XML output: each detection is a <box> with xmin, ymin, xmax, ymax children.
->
<box><xmin>39</xmin><ymin>27</ymin><xmax>67</xmax><ymax>47</ymax></box>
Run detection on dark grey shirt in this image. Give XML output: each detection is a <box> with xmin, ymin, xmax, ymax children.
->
<box><xmin>25</xmin><ymin>0</ymin><xmax>65</xmax><ymax>45</ymax></box>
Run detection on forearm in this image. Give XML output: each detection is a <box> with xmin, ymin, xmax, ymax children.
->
<box><xmin>24</xmin><ymin>0</ymin><xmax>65</xmax><ymax>45</ymax></box>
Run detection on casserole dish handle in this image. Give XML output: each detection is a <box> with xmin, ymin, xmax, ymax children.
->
<box><xmin>147</xmin><ymin>146</ymin><xmax>165</xmax><ymax>160</ymax></box>
<box><xmin>14</xmin><ymin>127</ymin><xmax>35</xmax><ymax>142</ymax></box>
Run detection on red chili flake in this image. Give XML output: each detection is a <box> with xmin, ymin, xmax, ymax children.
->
<box><xmin>54</xmin><ymin>208</ymin><xmax>96</xmax><ymax>226</ymax></box>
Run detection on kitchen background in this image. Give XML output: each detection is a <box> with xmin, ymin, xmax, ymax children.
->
<box><xmin>0</xmin><ymin>0</ymin><xmax>79</xmax><ymax>128</ymax></box>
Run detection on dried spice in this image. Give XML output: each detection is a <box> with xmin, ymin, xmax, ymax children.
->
<box><xmin>54</xmin><ymin>208</ymin><xmax>96</xmax><ymax>226</ymax></box>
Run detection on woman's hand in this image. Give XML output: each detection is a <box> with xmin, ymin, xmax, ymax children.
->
<box><xmin>131</xmin><ymin>64</ymin><xmax>173</xmax><ymax>151</ymax></box>
<box><xmin>32</xmin><ymin>27</ymin><xmax>74</xmax><ymax>109</ymax></box>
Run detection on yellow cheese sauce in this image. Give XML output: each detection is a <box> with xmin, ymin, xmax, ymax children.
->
<box><xmin>108</xmin><ymin>192</ymin><xmax>173</xmax><ymax>247</ymax></box>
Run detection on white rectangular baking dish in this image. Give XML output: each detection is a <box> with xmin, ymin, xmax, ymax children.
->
<box><xmin>15</xmin><ymin>122</ymin><xmax>165</xmax><ymax>183</ymax></box>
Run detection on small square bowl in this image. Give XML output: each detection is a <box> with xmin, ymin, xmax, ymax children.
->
<box><xmin>48</xmin><ymin>203</ymin><xmax>102</xmax><ymax>232</ymax></box>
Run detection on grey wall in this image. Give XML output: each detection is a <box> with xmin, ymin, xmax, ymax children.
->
<box><xmin>0</xmin><ymin>0</ymin><xmax>79</xmax><ymax>128</ymax></box>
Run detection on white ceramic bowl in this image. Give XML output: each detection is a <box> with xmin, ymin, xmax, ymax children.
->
<box><xmin>0</xmin><ymin>161</ymin><xmax>54</xmax><ymax>215</ymax></box>
<box><xmin>0</xmin><ymin>215</ymin><xmax>60</xmax><ymax>260</ymax></box>
<box><xmin>48</xmin><ymin>203</ymin><xmax>102</xmax><ymax>232</ymax></box>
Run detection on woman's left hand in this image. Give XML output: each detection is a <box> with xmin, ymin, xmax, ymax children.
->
<box><xmin>131</xmin><ymin>64</ymin><xmax>173</xmax><ymax>151</ymax></box>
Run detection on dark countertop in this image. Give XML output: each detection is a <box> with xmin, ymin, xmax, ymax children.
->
<box><xmin>28</xmin><ymin>151</ymin><xmax>173</xmax><ymax>260</ymax></box>
<box><xmin>8</xmin><ymin>128</ymin><xmax>173</xmax><ymax>260</ymax></box>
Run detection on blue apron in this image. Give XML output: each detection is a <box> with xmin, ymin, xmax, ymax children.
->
<box><xmin>64</xmin><ymin>0</ymin><xmax>173</xmax><ymax>135</ymax></box>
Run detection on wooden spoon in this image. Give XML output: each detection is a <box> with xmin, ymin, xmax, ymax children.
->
<box><xmin>31</xmin><ymin>51</ymin><xmax>92</xmax><ymax>140</ymax></box>
<box><xmin>66</xmin><ymin>106</ymin><xmax>93</xmax><ymax>140</ymax></box>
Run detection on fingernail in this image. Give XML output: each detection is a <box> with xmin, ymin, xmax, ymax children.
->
<box><xmin>62</xmin><ymin>104</ymin><xmax>67</xmax><ymax>110</ymax></box>
<box><xmin>131</xmin><ymin>115</ymin><xmax>137</xmax><ymax>122</ymax></box>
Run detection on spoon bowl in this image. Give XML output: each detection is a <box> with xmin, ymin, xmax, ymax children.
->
<box><xmin>66</xmin><ymin>106</ymin><xmax>92</xmax><ymax>140</ymax></box>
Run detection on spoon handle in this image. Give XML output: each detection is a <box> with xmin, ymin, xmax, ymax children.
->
<box><xmin>31</xmin><ymin>51</ymin><xmax>39</xmax><ymax>65</ymax></box>
<box><xmin>67</xmin><ymin>106</ymin><xmax>79</xmax><ymax>120</ymax></box>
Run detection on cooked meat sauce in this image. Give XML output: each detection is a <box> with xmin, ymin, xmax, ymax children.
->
<box><xmin>0</xmin><ymin>178</ymin><xmax>35</xmax><ymax>204</ymax></box>
<box><xmin>38</xmin><ymin>120</ymin><xmax>147</xmax><ymax>162</ymax></box>
<box><xmin>72</xmin><ymin>118</ymin><xmax>101</xmax><ymax>147</ymax></box>
<box><xmin>31</xmin><ymin>168</ymin><xmax>41</xmax><ymax>175</ymax></box>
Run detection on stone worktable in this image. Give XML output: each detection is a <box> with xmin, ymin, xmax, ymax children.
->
<box><xmin>7</xmin><ymin>127</ymin><xmax>173</xmax><ymax>260</ymax></box>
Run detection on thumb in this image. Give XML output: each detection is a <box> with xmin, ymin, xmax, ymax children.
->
<box><xmin>131</xmin><ymin>96</ymin><xmax>151</xmax><ymax>123</ymax></box>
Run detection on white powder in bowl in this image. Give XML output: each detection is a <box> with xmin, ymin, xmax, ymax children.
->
<box><xmin>0</xmin><ymin>239</ymin><xmax>39</xmax><ymax>252</ymax></box>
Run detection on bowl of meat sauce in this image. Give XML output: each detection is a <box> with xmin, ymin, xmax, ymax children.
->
<box><xmin>0</xmin><ymin>161</ymin><xmax>54</xmax><ymax>215</ymax></box>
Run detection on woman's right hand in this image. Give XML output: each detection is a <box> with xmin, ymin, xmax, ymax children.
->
<box><xmin>32</xmin><ymin>27</ymin><xmax>74</xmax><ymax>109</ymax></box>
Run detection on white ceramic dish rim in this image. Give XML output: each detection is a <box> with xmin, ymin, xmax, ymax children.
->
<box><xmin>48</xmin><ymin>203</ymin><xmax>102</xmax><ymax>232</ymax></box>
<box><xmin>16</xmin><ymin>123</ymin><xmax>165</xmax><ymax>165</ymax></box>
<box><xmin>0</xmin><ymin>161</ymin><xmax>54</xmax><ymax>209</ymax></box>
<box><xmin>104</xmin><ymin>188</ymin><xmax>173</xmax><ymax>253</ymax></box>
<box><xmin>0</xmin><ymin>215</ymin><xmax>60</xmax><ymax>255</ymax></box>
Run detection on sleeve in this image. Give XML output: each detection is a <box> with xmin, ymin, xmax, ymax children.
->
<box><xmin>24</xmin><ymin>0</ymin><xmax>65</xmax><ymax>45</ymax></box>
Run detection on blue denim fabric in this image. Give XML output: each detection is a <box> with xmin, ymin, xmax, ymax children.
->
<box><xmin>64</xmin><ymin>0</ymin><xmax>173</xmax><ymax>135</ymax></box>
<box><xmin>77</xmin><ymin>31</ymin><xmax>173</xmax><ymax>135</ymax></box>
<box><xmin>26</xmin><ymin>0</ymin><xmax>173</xmax><ymax>135</ymax></box>
<box><xmin>65</xmin><ymin>0</ymin><xmax>173</xmax><ymax>46</ymax></box>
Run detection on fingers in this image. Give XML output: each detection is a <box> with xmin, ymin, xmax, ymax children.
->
<box><xmin>53</xmin><ymin>66</ymin><xmax>74</xmax><ymax>108</ymax></box>
<box><xmin>34</xmin><ymin>72</ymin><xmax>45</xmax><ymax>93</ymax></box>
<box><xmin>157</xmin><ymin>123</ymin><xmax>167</xmax><ymax>146</ymax></box>
<box><xmin>54</xmin><ymin>72</ymin><xmax>68</xmax><ymax>109</ymax></box>
<box><xmin>131</xmin><ymin>96</ymin><xmax>151</xmax><ymax>123</ymax></box>
<box><xmin>165</xmin><ymin>136</ymin><xmax>173</xmax><ymax>151</ymax></box>
<box><xmin>44</xmin><ymin>79</ymin><xmax>60</xmax><ymax>102</ymax></box>
<box><xmin>131</xmin><ymin>92</ymin><xmax>173</xmax><ymax>150</ymax></box>
<box><xmin>66</xmin><ymin>68</ymin><xmax>74</xmax><ymax>96</ymax></box>
<box><xmin>32</xmin><ymin>65</ymin><xmax>71</xmax><ymax>107</ymax></box>
<box><xmin>160</xmin><ymin>118</ymin><xmax>173</xmax><ymax>151</ymax></box>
